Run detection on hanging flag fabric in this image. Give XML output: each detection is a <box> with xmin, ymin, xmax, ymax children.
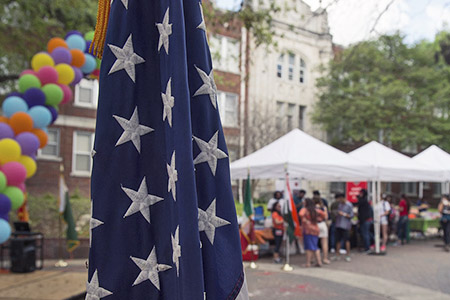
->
<box><xmin>285</xmin><ymin>174</ymin><xmax>301</xmax><ymax>241</ymax></box>
<box><xmin>87</xmin><ymin>0</ymin><xmax>247</xmax><ymax>299</ymax></box>
<box><xmin>59</xmin><ymin>175</ymin><xmax>79</xmax><ymax>252</ymax></box>
<box><xmin>241</xmin><ymin>174</ymin><xmax>254</xmax><ymax>245</ymax></box>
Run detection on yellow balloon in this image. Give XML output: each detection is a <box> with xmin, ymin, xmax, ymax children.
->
<box><xmin>18</xmin><ymin>155</ymin><xmax>37</xmax><ymax>178</ymax></box>
<box><xmin>0</xmin><ymin>138</ymin><xmax>21</xmax><ymax>164</ymax></box>
<box><xmin>31</xmin><ymin>53</ymin><xmax>55</xmax><ymax>71</ymax></box>
<box><xmin>55</xmin><ymin>63</ymin><xmax>75</xmax><ymax>85</ymax></box>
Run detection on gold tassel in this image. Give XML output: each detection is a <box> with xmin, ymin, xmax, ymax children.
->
<box><xmin>90</xmin><ymin>0</ymin><xmax>111</xmax><ymax>59</ymax></box>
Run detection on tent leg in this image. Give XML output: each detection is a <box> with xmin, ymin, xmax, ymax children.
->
<box><xmin>282</xmin><ymin>235</ymin><xmax>293</xmax><ymax>271</ymax></box>
<box><xmin>374</xmin><ymin>181</ymin><xmax>381</xmax><ymax>254</ymax></box>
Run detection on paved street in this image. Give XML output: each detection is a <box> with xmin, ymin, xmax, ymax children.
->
<box><xmin>246</xmin><ymin>238</ymin><xmax>450</xmax><ymax>299</ymax></box>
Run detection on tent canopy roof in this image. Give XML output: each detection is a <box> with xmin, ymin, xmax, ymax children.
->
<box><xmin>412</xmin><ymin>145</ymin><xmax>450</xmax><ymax>171</ymax></box>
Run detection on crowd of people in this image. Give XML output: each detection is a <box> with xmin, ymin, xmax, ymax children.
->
<box><xmin>266</xmin><ymin>189</ymin><xmax>450</xmax><ymax>266</ymax></box>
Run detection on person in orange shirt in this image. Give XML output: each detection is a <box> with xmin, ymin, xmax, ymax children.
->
<box><xmin>271</xmin><ymin>201</ymin><xmax>285</xmax><ymax>263</ymax></box>
<box><xmin>299</xmin><ymin>198</ymin><xmax>327</xmax><ymax>267</ymax></box>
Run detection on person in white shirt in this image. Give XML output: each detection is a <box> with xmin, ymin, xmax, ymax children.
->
<box><xmin>378</xmin><ymin>194</ymin><xmax>391</xmax><ymax>252</ymax></box>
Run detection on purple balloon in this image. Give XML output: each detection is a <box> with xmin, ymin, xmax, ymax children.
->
<box><xmin>65</xmin><ymin>30</ymin><xmax>82</xmax><ymax>39</ymax></box>
<box><xmin>0</xmin><ymin>194</ymin><xmax>11</xmax><ymax>215</ymax></box>
<box><xmin>8</xmin><ymin>92</ymin><xmax>22</xmax><ymax>98</ymax></box>
<box><xmin>0</xmin><ymin>213</ymin><xmax>9</xmax><ymax>222</ymax></box>
<box><xmin>0</xmin><ymin>123</ymin><xmax>14</xmax><ymax>139</ymax></box>
<box><xmin>16</xmin><ymin>132</ymin><xmax>40</xmax><ymax>156</ymax></box>
<box><xmin>28</xmin><ymin>152</ymin><xmax>37</xmax><ymax>160</ymax></box>
<box><xmin>85</xmin><ymin>41</ymin><xmax>92</xmax><ymax>53</ymax></box>
<box><xmin>51</xmin><ymin>47</ymin><xmax>72</xmax><ymax>64</ymax></box>
<box><xmin>23</xmin><ymin>88</ymin><xmax>46</xmax><ymax>107</ymax></box>
<box><xmin>72</xmin><ymin>67</ymin><xmax>83</xmax><ymax>85</ymax></box>
<box><xmin>46</xmin><ymin>105</ymin><xmax>58</xmax><ymax>123</ymax></box>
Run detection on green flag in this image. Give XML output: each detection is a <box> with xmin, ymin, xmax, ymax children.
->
<box><xmin>59</xmin><ymin>175</ymin><xmax>79</xmax><ymax>252</ymax></box>
<box><xmin>243</xmin><ymin>174</ymin><xmax>253</xmax><ymax>219</ymax></box>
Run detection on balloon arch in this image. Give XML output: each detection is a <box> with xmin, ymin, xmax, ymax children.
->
<box><xmin>0</xmin><ymin>30</ymin><xmax>101</xmax><ymax>244</ymax></box>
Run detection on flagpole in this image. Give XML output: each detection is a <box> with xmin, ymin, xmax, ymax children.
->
<box><xmin>282</xmin><ymin>165</ymin><xmax>293</xmax><ymax>271</ymax></box>
<box><xmin>55</xmin><ymin>164</ymin><xmax>68</xmax><ymax>268</ymax></box>
<box><xmin>247</xmin><ymin>169</ymin><xmax>257</xmax><ymax>269</ymax></box>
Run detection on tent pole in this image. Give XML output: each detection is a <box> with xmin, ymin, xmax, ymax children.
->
<box><xmin>374</xmin><ymin>181</ymin><xmax>381</xmax><ymax>254</ymax></box>
<box><xmin>282</xmin><ymin>166</ymin><xmax>293</xmax><ymax>271</ymax></box>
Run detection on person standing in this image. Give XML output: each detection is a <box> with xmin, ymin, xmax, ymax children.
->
<box><xmin>271</xmin><ymin>201</ymin><xmax>285</xmax><ymax>263</ymax></box>
<box><xmin>299</xmin><ymin>198</ymin><xmax>327</xmax><ymax>267</ymax></box>
<box><xmin>334</xmin><ymin>193</ymin><xmax>354</xmax><ymax>262</ymax></box>
<box><xmin>268</xmin><ymin>191</ymin><xmax>284</xmax><ymax>214</ymax></box>
<box><xmin>438</xmin><ymin>195</ymin><xmax>450</xmax><ymax>252</ymax></box>
<box><xmin>397</xmin><ymin>194</ymin><xmax>410</xmax><ymax>245</ymax></box>
<box><xmin>329</xmin><ymin>198</ymin><xmax>340</xmax><ymax>254</ymax></box>
<box><xmin>294</xmin><ymin>189</ymin><xmax>306</xmax><ymax>214</ymax></box>
<box><xmin>378</xmin><ymin>194</ymin><xmax>391</xmax><ymax>252</ymax></box>
<box><xmin>357</xmin><ymin>189</ymin><xmax>373</xmax><ymax>253</ymax></box>
<box><xmin>314</xmin><ymin>195</ymin><xmax>330</xmax><ymax>264</ymax></box>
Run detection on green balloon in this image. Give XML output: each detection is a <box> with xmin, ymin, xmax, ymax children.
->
<box><xmin>96</xmin><ymin>58</ymin><xmax>101</xmax><ymax>69</ymax></box>
<box><xmin>0</xmin><ymin>171</ymin><xmax>6</xmax><ymax>192</ymax></box>
<box><xmin>84</xmin><ymin>31</ymin><xmax>95</xmax><ymax>41</ymax></box>
<box><xmin>3</xmin><ymin>186</ymin><xmax>24</xmax><ymax>210</ymax></box>
<box><xmin>42</xmin><ymin>84</ymin><xmax>63</xmax><ymax>106</ymax></box>
<box><xmin>18</xmin><ymin>74</ymin><xmax>41</xmax><ymax>93</ymax></box>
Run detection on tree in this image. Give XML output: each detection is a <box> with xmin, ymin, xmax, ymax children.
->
<box><xmin>313</xmin><ymin>33</ymin><xmax>450</xmax><ymax>152</ymax></box>
<box><xmin>0</xmin><ymin>0</ymin><xmax>98</xmax><ymax>94</ymax></box>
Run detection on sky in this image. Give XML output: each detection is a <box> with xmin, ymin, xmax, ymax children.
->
<box><xmin>215</xmin><ymin>0</ymin><xmax>450</xmax><ymax>45</ymax></box>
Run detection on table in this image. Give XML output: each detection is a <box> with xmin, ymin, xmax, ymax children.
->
<box><xmin>409</xmin><ymin>218</ymin><xmax>441</xmax><ymax>233</ymax></box>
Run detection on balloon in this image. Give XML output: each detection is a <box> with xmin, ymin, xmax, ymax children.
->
<box><xmin>20</xmin><ymin>69</ymin><xmax>37</xmax><ymax>77</ymax></box>
<box><xmin>18</xmin><ymin>74</ymin><xmax>41</xmax><ymax>93</ymax></box>
<box><xmin>16</xmin><ymin>132</ymin><xmax>40</xmax><ymax>156</ymax></box>
<box><xmin>28</xmin><ymin>106</ymin><xmax>52</xmax><ymax>128</ymax></box>
<box><xmin>42</xmin><ymin>84</ymin><xmax>64</xmax><ymax>106</ymax></box>
<box><xmin>70</xmin><ymin>49</ymin><xmax>86</xmax><ymax>68</ymax></box>
<box><xmin>23</xmin><ymin>88</ymin><xmax>46</xmax><ymax>108</ymax></box>
<box><xmin>47</xmin><ymin>37</ymin><xmax>68</xmax><ymax>53</ymax></box>
<box><xmin>45</xmin><ymin>105</ymin><xmax>58</xmax><ymax>123</ymax></box>
<box><xmin>31</xmin><ymin>128</ymin><xmax>48</xmax><ymax>148</ymax></box>
<box><xmin>85</xmin><ymin>41</ymin><xmax>92</xmax><ymax>54</ymax></box>
<box><xmin>58</xmin><ymin>83</ymin><xmax>73</xmax><ymax>104</ymax></box>
<box><xmin>96</xmin><ymin>58</ymin><xmax>102</xmax><ymax>69</ymax></box>
<box><xmin>9</xmin><ymin>112</ymin><xmax>33</xmax><ymax>135</ymax></box>
<box><xmin>3</xmin><ymin>186</ymin><xmax>24</xmax><ymax>210</ymax></box>
<box><xmin>55</xmin><ymin>64</ymin><xmax>75</xmax><ymax>85</ymax></box>
<box><xmin>1</xmin><ymin>162</ymin><xmax>26</xmax><ymax>186</ymax></box>
<box><xmin>91</xmin><ymin>69</ymin><xmax>100</xmax><ymax>79</ymax></box>
<box><xmin>18</xmin><ymin>156</ymin><xmax>36</xmax><ymax>178</ymax></box>
<box><xmin>84</xmin><ymin>30</ymin><xmax>95</xmax><ymax>41</ymax></box>
<box><xmin>65</xmin><ymin>30</ymin><xmax>83</xmax><ymax>39</ymax></box>
<box><xmin>0</xmin><ymin>117</ymin><xmax>8</xmax><ymax>123</ymax></box>
<box><xmin>16</xmin><ymin>182</ymin><xmax>26</xmax><ymax>193</ymax></box>
<box><xmin>0</xmin><ymin>219</ymin><xmax>11</xmax><ymax>244</ymax></box>
<box><xmin>0</xmin><ymin>138</ymin><xmax>21</xmax><ymax>164</ymax></box>
<box><xmin>2</xmin><ymin>96</ymin><xmax>28</xmax><ymax>117</ymax></box>
<box><xmin>31</xmin><ymin>52</ymin><xmax>54</xmax><ymax>71</ymax></box>
<box><xmin>72</xmin><ymin>67</ymin><xmax>83</xmax><ymax>85</ymax></box>
<box><xmin>0</xmin><ymin>194</ymin><xmax>10</xmax><ymax>214</ymax></box>
<box><xmin>0</xmin><ymin>172</ymin><xmax>7</xmax><ymax>192</ymax></box>
<box><xmin>37</xmin><ymin>66</ymin><xmax>59</xmax><ymax>85</ymax></box>
<box><xmin>66</xmin><ymin>34</ymin><xmax>86</xmax><ymax>52</ymax></box>
<box><xmin>81</xmin><ymin>54</ymin><xmax>97</xmax><ymax>74</ymax></box>
<box><xmin>51</xmin><ymin>47</ymin><xmax>72</xmax><ymax>65</ymax></box>
<box><xmin>0</xmin><ymin>123</ymin><xmax>14</xmax><ymax>140</ymax></box>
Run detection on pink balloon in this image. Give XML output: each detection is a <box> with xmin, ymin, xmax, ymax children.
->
<box><xmin>37</xmin><ymin>66</ymin><xmax>59</xmax><ymax>85</ymax></box>
<box><xmin>57</xmin><ymin>84</ymin><xmax>73</xmax><ymax>104</ymax></box>
<box><xmin>16</xmin><ymin>182</ymin><xmax>26</xmax><ymax>193</ymax></box>
<box><xmin>1</xmin><ymin>162</ymin><xmax>27</xmax><ymax>186</ymax></box>
<box><xmin>20</xmin><ymin>69</ymin><xmax>37</xmax><ymax>77</ymax></box>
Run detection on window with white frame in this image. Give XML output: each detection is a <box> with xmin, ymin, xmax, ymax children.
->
<box><xmin>40</xmin><ymin>128</ymin><xmax>60</xmax><ymax>158</ymax></box>
<box><xmin>300</xmin><ymin>58</ymin><xmax>306</xmax><ymax>83</ymax></box>
<box><xmin>209</xmin><ymin>35</ymin><xmax>240</xmax><ymax>74</ymax></box>
<box><xmin>74</xmin><ymin>79</ymin><xmax>99</xmax><ymax>108</ymax></box>
<box><xmin>217</xmin><ymin>91</ymin><xmax>238</xmax><ymax>127</ymax></box>
<box><xmin>277</xmin><ymin>54</ymin><xmax>284</xmax><ymax>78</ymax></box>
<box><xmin>288</xmin><ymin>53</ymin><xmax>295</xmax><ymax>81</ymax></box>
<box><xmin>72</xmin><ymin>131</ymin><xmax>94</xmax><ymax>176</ymax></box>
<box><xmin>401</xmin><ymin>182</ymin><xmax>417</xmax><ymax>196</ymax></box>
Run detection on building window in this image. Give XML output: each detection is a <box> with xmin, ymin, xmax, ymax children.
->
<box><xmin>330</xmin><ymin>182</ymin><xmax>345</xmax><ymax>194</ymax></box>
<box><xmin>401</xmin><ymin>182</ymin><xmax>417</xmax><ymax>196</ymax></box>
<box><xmin>39</xmin><ymin>128</ymin><xmax>60</xmax><ymax>158</ymax></box>
<box><xmin>385</xmin><ymin>182</ymin><xmax>392</xmax><ymax>193</ymax></box>
<box><xmin>72</xmin><ymin>131</ymin><xmax>94</xmax><ymax>176</ymax></box>
<box><xmin>277</xmin><ymin>54</ymin><xmax>284</xmax><ymax>78</ymax></box>
<box><xmin>300</xmin><ymin>58</ymin><xmax>306</xmax><ymax>83</ymax></box>
<box><xmin>209</xmin><ymin>35</ymin><xmax>240</xmax><ymax>74</ymax></box>
<box><xmin>299</xmin><ymin>105</ymin><xmax>306</xmax><ymax>130</ymax></box>
<box><xmin>74</xmin><ymin>79</ymin><xmax>98</xmax><ymax>108</ymax></box>
<box><xmin>433</xmin><ymin>183</ymin><xmax>442</xmax><ymax>197</ymax></box>
<box><xmin>287</xmin><ymin>103</ymin><xmax>295</xmax><ymax>130</ymax></box>
<box><xmin>276</xmin><ymin>101</ymin><xmax>285</xmax><ymax>131</ymax></box>
<box><xmin>217</xmin><ymin>91</ymin><xmax>238</xmax><ymax>127</ymax></box>
<box><xmin>288</xmin><ymin>53</ymin><xmax>295</xmax><ymax>81</ymax></box>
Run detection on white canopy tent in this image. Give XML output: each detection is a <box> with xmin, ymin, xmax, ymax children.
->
<box><xmin>230</xmin><ymin>129</ymin><xmax>374</xmax><ymax>181</ymax></box>
<box><xmin>412</xmin><ymin>145</ymin><xmax>450</xmax><ymax>194</ymax></box>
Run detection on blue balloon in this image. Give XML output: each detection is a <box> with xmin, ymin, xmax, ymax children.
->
<box><xmin>81</xmin><ymin>54</ymin><xmax>97</xmax><ymax>74</ymax></box>
<box><xmin>23</xmin><ymin>88</ymin><xmax>46</xmax><ymax>108</ymax></box>
<box><xmin>2</xmin><ymin>96</ymin><xmax>29</xmax><ymax>117</ymax></box>
<box><xmin>28</xmin><ymin>105</ymin><xmax>52</xmax><ymax>129</ymax></box>
<box><xmin>0</xmin><ymin>218</ymin><xmax>11</xmax><ymax>244</ymax></box>
<box><xmin>65</xmin><ymin>30</ymin><xmax>82</xmax><ymax>39</ymax></box>
<box><xmin>66</xmin><ymin>35</ymin><xmax>86</xmax><ymax>52</ymax></box>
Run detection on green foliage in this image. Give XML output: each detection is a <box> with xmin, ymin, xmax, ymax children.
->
<box><xmin>235</xmin><ymin>201</ymin><xmax>270</xmax><ymax>217</ymax></box>
<box><xmin>313</xmin><ymin>33</ymin><xmax>450</xmax><ymax>152</ymax></box>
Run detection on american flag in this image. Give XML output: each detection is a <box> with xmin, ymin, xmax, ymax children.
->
<box><xmin>87</xmin><ymin>0</ymin><xmax>247</xmax><ymax>299</ymax></box>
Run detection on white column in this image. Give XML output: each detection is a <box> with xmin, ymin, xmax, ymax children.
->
<box><xmin>419</xmin><ymin>182</ymin><xmax>423</xmax><ymax>199</ymax></box>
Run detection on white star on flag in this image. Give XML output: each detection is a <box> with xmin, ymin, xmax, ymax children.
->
<box><xmin>130</xmin><ymin>246</ymin><xmax>172</xmax><ymax>290</ymax></box>
<box><xmin>108</xmin><ymin>34</ymin><xmax>145</xmax><ymax>82</ymax></box>
<box><xmin>111</xmin><ymin>0</ymin><xmax>128</xmax><ymax>9</ymax></box>
<box><xmin>156</xmin><ymin>8</ymin><xmax>172</xmax><ymax>54</ymax></box>
<box><xmin>89</xmin><ymin>201</ymin><xmax>104</xmax><ymax>247</ymax></box>
<box><xmin>197</xmin><ymin>3</ymin><xmax>206</xmax><ymax>31</ymax></box>
<box><xmin>121</xmin><ymin>177</ymin><xmax>164</xmax><ymax>223</ymax></box>
<box><xmin>198</xmin><ymin>199</ymin><xmax>231</xmax><ymax>245</ymax></box>
<box><xmin>193</xmin><ymin>131</ymin><xmax>228</xmax><ymax>176</ymax></box>
<box><xmin>167</xmin><ymin>151</ymin><xmax>178</xmax><ymax>201</ymax></box>
<box><xmin>162</xmin><ymin>78</ymin><xmax>175</xmax><ymax>127</ymax></box>
<box><xmin>171</xmin><ymin>226</ymin><xmax>181</xmax><ymax>277</ymax></box>
<box><xmin>113</xmin><ymin>107</ymin><xmax>154</xmax><ymax>153</ymax></box>
<box><xmin>193</xmin><ymin>65</ymin><xmax>217</xmax><ymax>108</ymax></box>
<box><xmin>86</xmin><ymin>270</ymin><xmax>113</xmax><ymax>300</ymax></box>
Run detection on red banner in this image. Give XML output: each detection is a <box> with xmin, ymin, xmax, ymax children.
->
<box><xmin>346</xmin><ymin>182</ymin><xmax>367</xmax><ymax>203</ymax></box>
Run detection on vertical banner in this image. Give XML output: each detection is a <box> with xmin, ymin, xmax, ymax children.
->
<box><xmin>346</xmin><ymin>181</ymin><xmax>367</xmax><ymax>203</ymax></box>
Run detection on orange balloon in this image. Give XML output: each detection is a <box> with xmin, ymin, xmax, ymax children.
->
<box><xmin>0</xmin><ymin>116</ymin><xmax>8</xmax><ymax>123</ymax></box>
<box><xmin>31</xmin><ymin>128</ymin><xmax>48</xmax><ymax>149</ymax></box>
<box><xmin>70</xmin><ymin>49</ymin><xmax>86</xmax><ymax>68</ymax></box>
<box><xmin>48</xmin><ymin>37</ymin><xmax>68</xmax><ymax>53</ymax></box>
<box><xmin>9</xmin><ymin>112</ymin><xmax>33</xmax><ymax>135</ymax></box>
